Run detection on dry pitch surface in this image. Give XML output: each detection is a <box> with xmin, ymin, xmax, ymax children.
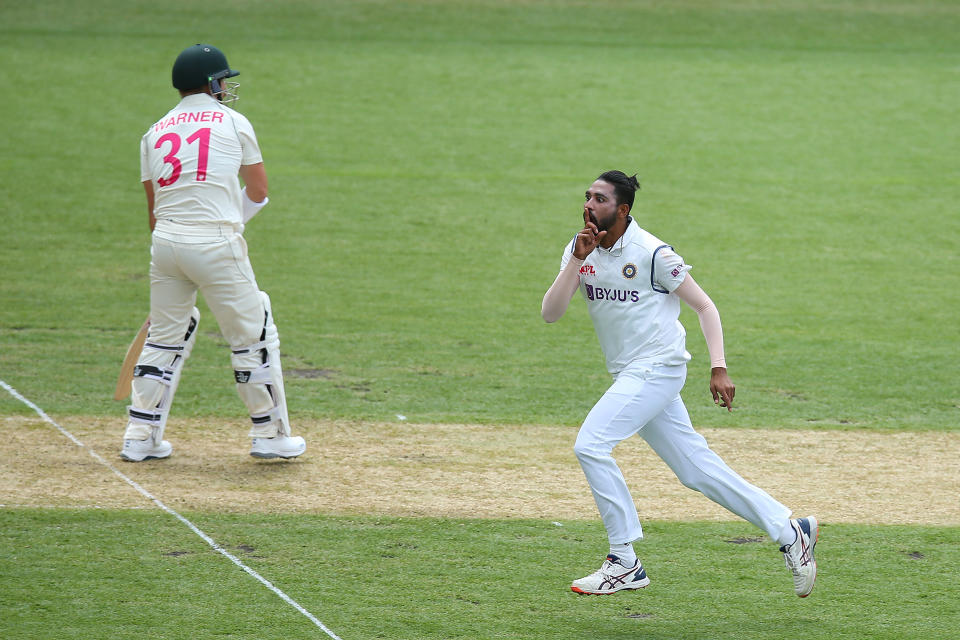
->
<box><xmin>2</xmin><ymin>415</ymin><xmax>958</xmax><ymax>526</ymax></box>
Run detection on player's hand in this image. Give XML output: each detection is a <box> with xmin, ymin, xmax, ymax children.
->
<box><xmin>573</xmin><ymin>210</ymin><xmax>606</xmax><ymax>260</ymax></box>
<box><xmin>710</xmin><ymin>367</ymin><xmax>735</xmax><ymax>411</ymax></box>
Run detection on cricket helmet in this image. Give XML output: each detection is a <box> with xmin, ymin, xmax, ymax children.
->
<box><xmin>171</xmin><ymin>44</ymin><xmax>240</xmax><ymax>104</ymax></box>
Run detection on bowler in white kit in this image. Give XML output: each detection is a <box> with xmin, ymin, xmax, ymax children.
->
<box><xmin>121</xmin><ymin>44</ymin><xmax>306</xmax><ymax>462</ymax></box>
<box><xmin>542</xmin><ymin>170</ymin><xmax>818</xmax><ymax>597</ymax></box>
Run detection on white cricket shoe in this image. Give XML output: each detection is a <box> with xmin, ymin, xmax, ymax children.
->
<box><xmin>571</xmin><ymin>555</ymin><xmax>650</xmax><ymax>595</ymax></box>
<box><xmin>250</xmin><ymin>434</ymin><xmax>306</xmax><ymax>459</ymax></box>
<box><xmin>781</xmin><ymin>516</ymin><xmax>819</xmax><ymax>597</ymax></box>
<box><xmin>121</xmin><ymin>437</ymin><xmax>172</xmax><ymax>462</ymax></box>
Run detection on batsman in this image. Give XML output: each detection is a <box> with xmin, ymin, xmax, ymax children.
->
<box><xmin>120</xmin><ymin>43</ymin><xmax>306</xmax><ymax>462</ymax></box>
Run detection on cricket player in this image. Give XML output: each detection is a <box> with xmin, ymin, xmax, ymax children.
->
<box><xmin>120</xmin><ymin>44</ymin><xmax>306</xmax><ymax>462</ymax></box>
<box><xmin>541</xmin><ymin>171</ymin><xmax>817</xmax><ymax>597</ymax></box>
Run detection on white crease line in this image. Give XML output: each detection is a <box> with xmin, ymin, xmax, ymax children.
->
<box><xmin>1</xmin><ymin>378</ymin><xmax>343</xmax><ymax>640</ymax></box>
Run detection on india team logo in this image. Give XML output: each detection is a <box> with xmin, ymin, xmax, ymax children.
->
<box><xmin>622</xmin><ymin>263</ymin><xmax>637</xmax><ymax>279</ymax></box>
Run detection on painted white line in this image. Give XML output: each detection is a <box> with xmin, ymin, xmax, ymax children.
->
<box><xmin>0</xmin><ymin>378</ymin><xmax>343</xmax><ymax>640</ymax></box>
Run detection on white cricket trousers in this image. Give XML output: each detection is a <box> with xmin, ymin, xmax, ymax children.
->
<box><xmin>147</xmin><ymin>221</ymin><xmax>263</xmax><ymax>348</ymax></box>
<box><xmin>573</xmin><ymin>363</ymin><xmax>792</xmax><ymax>544</ymax></box>
<box><xmin>124</xmin><ymin>220</ymin><xmax>274</xmax><ymax>439</ymax></box>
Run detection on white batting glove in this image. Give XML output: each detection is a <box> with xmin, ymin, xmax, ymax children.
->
<box><xmin>241</xmin><ymin>186</ymin><xmax>268</xmax><ymax>223</ymax></box>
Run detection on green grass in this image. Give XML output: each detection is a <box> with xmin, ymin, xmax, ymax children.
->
<box><xmin>2</xmin><ymin>2</ymin><xmax>959</xmax><ymax>639</ymax></box>
<box><xmin>2</xmin><ymin>507</ymin><xmax>957</xmax><ymax>640</ymax></box>
<box><xmin>1</xmin><ymin>0</ymin><xmax>958</xmax><ymax>430</ymax></box>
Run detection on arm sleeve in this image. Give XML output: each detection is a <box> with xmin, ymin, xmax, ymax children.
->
<box><xmin>673</xmin><ymin>275</ymin><xmax>727</xmax><ymax>369</ymax></box>
<box><xmin>652</xmin><ymin>246</ymin><xmax>692</xmax><ymax>293</ymax></box>
<box><xmin>241</xmin><ymin>186</ymin><xmax>268</xmax><ymax>223</ymax></box>
<box><xmin>542</xmin><ymin>241</ymin><xmax>583</xmax><ymax>323</ymax></box>
<box><xmin>233</xmin><ymin>112</ymin><xmax>263</xmax><ymax>165</ymax></box>
<box><xmin>140</xmin><ymin>134</ymin><xmax>152</xmax><ymax>182</ymax></box>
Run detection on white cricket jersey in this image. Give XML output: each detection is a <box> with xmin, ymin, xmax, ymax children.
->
<box><xmin>140</xmin><ymin>93</ymin><xmax>262</xmax><ymax>225</ymax></box>
<box><xmin>560</xmin><ymin>218</ymin><xmax>693</xmax><ymax>374</ymax></box>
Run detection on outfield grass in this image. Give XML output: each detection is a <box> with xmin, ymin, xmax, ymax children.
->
<box><xmin>2</xmin><ymin>2</ymin><xmax>959</xmax><ymax>639</ymax></box>
<box><xmin>1</xmin><ymin>0</ymin><xmax>958</xmax><ymax>430</ymax></box>
<box><xmin>2</xmin><ymin>508</ymin><xmax>958</xmax><ymax>640</ymax></box>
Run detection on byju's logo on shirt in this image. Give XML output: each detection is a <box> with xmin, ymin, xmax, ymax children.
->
<box><xmin>585</xmin><ymin>284</ymin><xmax>641</xmax><ymax>303</ymax></box>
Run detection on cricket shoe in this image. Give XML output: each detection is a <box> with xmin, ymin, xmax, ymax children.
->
<box><xmin>121</xmin><ymin>436</ymin><xmax>172</xmax><ymax>462</ymax></box>
<box><xmin>571</xmin><ymin>555</ymin><xmax>650</xmax><ymax>595</ymax></box>
<box><xmin>250</xmin><ymin>434</ymin><xmax>306</xmax><ymax>459</ymax></box>
<box><xmin>781</xmin><ymin>516</ymin><xmax>819</xmax><ymax>597</ymax></box>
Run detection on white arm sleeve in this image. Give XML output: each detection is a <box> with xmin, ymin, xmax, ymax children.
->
<box><xmin>673</xmin><ymin>275</ymin><xmax>727</xmax><ymax>369</ymax></box>
<box><xmin>241</xmin><ymin>186</ymin><xmax>268</xmax><ymax>223</ymax></box>
<box><xmin>541</xmin><ymin>256</ymin><xmax>583</xmax><ymax>323</ymax></box>
<box><xmin>232</xmin><ymin>110</ymin><xmax>263</xmax><ymax>165</ymax></box>
<box><xmin>139</xmin><ymin>134</ymin><xmax>152</xmax><ymax>182</ymax></box>
<box><xmin>652</xmin><ymin>245</ymin><xmax>692</xmax><ymax>293</ymax></box>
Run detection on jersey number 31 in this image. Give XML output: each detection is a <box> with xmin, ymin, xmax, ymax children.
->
<box><xmin>155</xmin><ymin>128</ymin><xmax>211</xmax><ymax>187</ymax></box>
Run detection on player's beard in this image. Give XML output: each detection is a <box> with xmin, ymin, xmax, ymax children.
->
<box><xmin>592</xmin><ymin>209</ymin><xmax>617</xmax><ymax>233</ymax></box>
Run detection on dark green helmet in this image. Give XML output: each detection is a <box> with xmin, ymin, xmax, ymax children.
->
<box><xmin>171</xmin><ymin>44</ymin><xmax>239</xmax><ymax>94</ymax></box>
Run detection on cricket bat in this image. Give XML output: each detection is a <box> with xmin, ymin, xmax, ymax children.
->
<box><xmin>113</xmin><ymin>317</ymin><xmax>150</xmax><ymax>401</ymax></box>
